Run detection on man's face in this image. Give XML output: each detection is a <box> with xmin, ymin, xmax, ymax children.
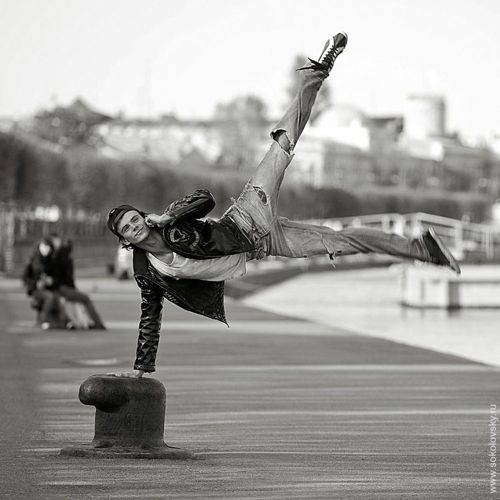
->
<box><xmin>116</xmin><ymin>210</ymin><xmax>150</xmax><ymax>245</ymax></box>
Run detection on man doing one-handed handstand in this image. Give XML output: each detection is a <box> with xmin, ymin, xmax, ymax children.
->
<box><xmin>107</xmin><ymin>33</ymin><xmax>460</xmax><ymax>377</ymax></box>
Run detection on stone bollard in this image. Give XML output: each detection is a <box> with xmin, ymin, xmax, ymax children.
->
<box><xmin>60</xmin><ymin>374</ymin><xmax>193</xmax><ymax>459</ymax></box>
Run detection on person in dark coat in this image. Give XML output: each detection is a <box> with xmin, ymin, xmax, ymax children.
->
<box><xmin>22</xmin><ymin>238</ymin><xmax>67</xmax><ymax>329</ymax></box>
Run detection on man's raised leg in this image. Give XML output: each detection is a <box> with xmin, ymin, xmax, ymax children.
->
<box><xmin>250</xmin><ymin>33</ymin><xmax>349</xmax><ymax>213</ymax></box>
<box><xmin>221</xmin><ymin>33</ymin><xmax>348</xmax><ymax>244</ymax></box>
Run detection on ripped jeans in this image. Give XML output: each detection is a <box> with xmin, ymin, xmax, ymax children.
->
<box><xmin>221</xmin><ymin>66</ymin><xmax>324</xmax><ymax>244</ymax></box>
<box><xmin>220</xmin><ymin>64</ymin><xmax>430</xmax><ymax>264</ymax></box>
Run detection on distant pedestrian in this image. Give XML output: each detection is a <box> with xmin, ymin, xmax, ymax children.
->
<box><xmin>22</xmin><ymin>238</ymin><xmax>67</xmax><ymax>329</ymax></box>
<box><xmin>106</xmin><ymin>33</ymin><xmax>460</xmax><ymax>377</ymax></box>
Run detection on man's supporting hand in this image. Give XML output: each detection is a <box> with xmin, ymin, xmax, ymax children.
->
<box><xmin>110</xmin><ymin>370</ymin><xmax>146</xmax><ymax>378</ymax></box>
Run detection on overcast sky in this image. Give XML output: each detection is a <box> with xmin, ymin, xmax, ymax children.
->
<box><xmin>1</xmin><ymin>0</ymin><xmax>499</xmax><ymax>138</ymax></box>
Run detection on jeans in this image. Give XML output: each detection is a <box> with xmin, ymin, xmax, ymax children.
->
<box><xmin>222</xmin><ymin>63</ymin><xmax>429</xmax><ymax>264</ymax></box>
<box><xmin>32</xmin><ymin>289</ymin><xmax>67</xmax><ymax>325</ymax></box>
<box><xmin>263</xmin><ymin>217</ymin><xmax>427</xmax><ymax>261</ymax></box>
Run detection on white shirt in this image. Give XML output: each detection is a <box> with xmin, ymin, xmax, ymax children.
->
<box><xmin>147</xmin><ymin>251</ymin><xmax>247</xmax><ymax>281</ymax></box>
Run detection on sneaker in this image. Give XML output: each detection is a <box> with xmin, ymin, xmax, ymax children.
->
<box><xmin>422</xmin><ymin>227</ymin><xmax>461</xmax><ymax>274</ymax></box>
<box><xmin>298</xmin><ymin>32</ymin><xmax>348</xmax><ymax>74</ymax></box>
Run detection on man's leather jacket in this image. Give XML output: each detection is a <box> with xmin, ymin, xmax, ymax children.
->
<box><xmin>132</xmin><ymin>189</ymin><xmax>253</xmax><ymax>372</ymax></box>
<box><xmin>161</xmin><ymin>189</ymin><xmax>253</xmax><ymax>259</ymax></box>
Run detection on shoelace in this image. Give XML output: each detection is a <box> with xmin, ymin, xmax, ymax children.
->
<box><xmin>297</xmin><ymin>43</ymin><xmax>345</xmax><ymax>72</ymax></box>
<box><xmin>321</xmin><ymin>44</ymin><xmax>345</xmax><ymax>65</ymax></box>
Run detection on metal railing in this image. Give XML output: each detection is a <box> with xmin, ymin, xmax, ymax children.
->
<box><xmin>0</xmin><ymin>204</ymin><xmax>115</xmax><ymax>274</ymax></box>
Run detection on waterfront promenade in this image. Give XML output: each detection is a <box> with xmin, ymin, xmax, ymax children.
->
<box><xmin>0</xmin><ymin>272</ymin><xmax>498</xmax><ymax>499</ymax></box>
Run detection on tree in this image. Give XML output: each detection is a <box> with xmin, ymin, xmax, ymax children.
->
<box><xmin>286</xmin><ymin>55</ymin><xmax>331</xmax><ymax>124</ymax></box>
<box><xmin>214</xmin><ymin>95</ymin><xmax>269</xmax><ymax>170</ymax></box>
<box><xmin>0</xmin><ymin>132</ymin><xmax>70</xmax><ymax>206</ymax></box>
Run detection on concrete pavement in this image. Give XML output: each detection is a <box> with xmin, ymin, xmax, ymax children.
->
<box><xmin>1</xmin><ymin>276</ymin><xmax>499</xmax><ymax>499</ymax></box>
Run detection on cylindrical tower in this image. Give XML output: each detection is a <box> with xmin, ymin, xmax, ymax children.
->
<box><xmin>404</xmin><ymin>94</ymin><xmax>446</xmax><ymax>139</ymax></box>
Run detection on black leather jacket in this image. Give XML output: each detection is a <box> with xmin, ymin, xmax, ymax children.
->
<box><xmin>161</xmin><ymin>189</ymin><xmax>253</xmax><ymax>259</ymax></box>
<box><xmin>132</xmin><ymin>189</ymin><xmax>253</xmax><ymax>372</ymax></box>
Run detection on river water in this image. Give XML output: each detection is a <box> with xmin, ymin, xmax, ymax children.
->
<box><xmin>244</xmin><ymin>264</ymin><xmax>500</xmax><ymax>367</ymax></box>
